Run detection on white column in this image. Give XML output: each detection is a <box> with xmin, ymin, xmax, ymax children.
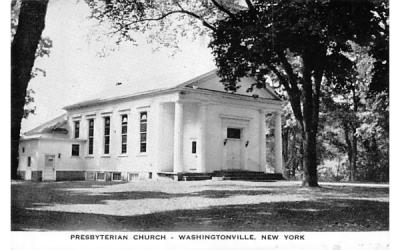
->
<box><xmin>173</xmin><ymin>101</ymin><xmax>184</xmax><ymax>173</ymax></box>
<box><xmin>155</xmin><ymin>102</ymin><xmax>164</xmax><ymax>171</ymax></box>
<box><xmin>198</xmin><ymin>104</ymin><xmax>207</xmax><ymax>173</ymax></box>
<box><xmin>259</xmin><ymin>110</ymin><xmax>267</xmax><ymax>172</ymax></box>
<box><xmin>274</xmin><ymin>112</ymin><xmax>283</xmax><ymax>174</ymax></box>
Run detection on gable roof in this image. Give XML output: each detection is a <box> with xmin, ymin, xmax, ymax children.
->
<box><xmin>23</xmin><ymin>114</ymin><xmax>69</xmax><ymax>136</ymax></box>
<box><xmin>179</xmin><ymin>70</ymin><xmax>281</xmax><ymax>100</ymax></box>
<box><xmin>64</xmin><ymin>69</ymin><xmax>281</xmax><ymax>110</ymax></box>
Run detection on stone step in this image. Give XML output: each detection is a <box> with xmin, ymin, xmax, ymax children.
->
<box><xmin>212</xmin><ymin>171</ymin><xmax>284</xmax><ymax>181</ymax></box>
<box><xmin>157</xmin><ymin>171</ymin><xmax>283</xmax><ymax>181</ymax></box>
<box><xmin>182</xmin><ymin>175</ymin><xmax>213</xmax><ymax>181</ymax></box>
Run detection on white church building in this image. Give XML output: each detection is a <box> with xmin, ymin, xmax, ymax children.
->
<box><xmin>17</xmin><ymin>70</ymin><xmax>284</xmax><ymax>181</ymax></box>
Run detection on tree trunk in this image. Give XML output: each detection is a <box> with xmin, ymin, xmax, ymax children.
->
<box><xmin>11</xmin><ymin>0</ymin><xmax>49</xmax><ymax>179</ymax></box>
<box><xmin>301</xmin><ymin>129</ymin><xmax>319</xmax><ymax>186</ymax></box>
<box><xmin>300</xmin><ymin>63</ymin><xmax>320</xmax><ymax>187</ymax></box>
<box><xmin>343</xmin><ymin>122</ymin><xmax>357</xmax><ymax>182</ymax></box>
<box><xmin>288</xmin><ymin>92</ymin><xmax>319</xmax><ymax>187</ymax></box>
<box><xmin>349</xmin><ymin>129</ymin><xmax>358</xmax><ymax>181</ymax></box>
<box><xmin>282</xmin><ymin>129</ymin><xmax>289</xmax><ymax>177</ymax></box>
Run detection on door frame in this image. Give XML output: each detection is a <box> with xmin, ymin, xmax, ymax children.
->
<box><xmin>220</xmin><ymin>115</ymin><xmax>251</xmax><ymax>171</ymax></box>
<box><xmin>188</xmin><ymin>137</ymin><xmax>199</xmax><ymax>172</ymax></box>
<box><xmin>43</xmin><ymin>154</ymin><xmax>56</xmax><ymax>181</ymax></box>
<box><xmin>224</xmin><ymin>127</ymin><xmax>244</xmax><ymax>170</ymax></box>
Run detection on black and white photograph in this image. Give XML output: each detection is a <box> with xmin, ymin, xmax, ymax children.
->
<box><xmin>7</xmin><ymin>0</ymin><xmax>393</xmax><ymax>249</ymax></box>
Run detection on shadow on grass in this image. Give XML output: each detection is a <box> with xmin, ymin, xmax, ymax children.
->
<box><xmin>12</xmin><ymin>199</ymin><xmax>388</xmax><ymax>231</ymax></box>
<box><xmin>12</xmin><ymin>186</ymin><xmax>277</xmax><ymax>208</ymax></box>
<box><xmin>11</xmin><ymin>181</ymin><xmax>389</xmax><ymax>231</ymax></box>
<box><xmin>12</xmin><ymin>181</ymin><xmax>389</xmax><ymax>208</ymax></box>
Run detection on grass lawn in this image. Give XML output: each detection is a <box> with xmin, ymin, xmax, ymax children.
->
<box><xmin>11</xmin><ymin>180</ymin><xmax>389</xmax><ymax>231</ymax></box>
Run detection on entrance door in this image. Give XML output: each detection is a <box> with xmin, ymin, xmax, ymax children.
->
<box><xmin>188</xmin><ymin>140</ymin><xmax>198</xmax><ymax>172</ymax></box>
<box><xmin>225</xmin><ymin>128</ymin><xmax>243</xmax><ymax>170</ymax></box>
<box><xmin>43</xmin><ymin>154</ymin><xmax>56</xmax><ymax>181</ymax></box>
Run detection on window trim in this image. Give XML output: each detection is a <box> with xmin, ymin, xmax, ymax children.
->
<box><xmin>139</xmin><ymin>111</ymin><xmax>148</xmax><ymax>153</ymax></box>
<box><xmin>191</xmin><ymin>141</ymin><xmax>197</xmax><ymax>154</ymax></box>
<box><xmin>112</xmin><ymin>172</ymin><xmax>122</xmax><ymax>181</ymax></box>
<box><xmin>227</xmin><ymin>127</ymin><xmax>242</xmax><ymax>140</ymax></box>
<box><xmin>71</xmin><ymin>144</ymin><xmax>80</xmax><ymax>157</ymax></box>
<box><xmin>121</xmin><ymin>114</ymin><xmax>128</xmax><ymax>154</ymax></box>
<box><xmin>103</xmin><ymin>116</ymin><xmax>111</xmax><ymax>155</ymax></box>
<box><xmin>73</xmin><ymin>120</ymin><xmax>80</xmax><ymax>139</ymax></box>
<box><xmin>88</xmin><ymin>118</ymin><xmax>95</xmax><ymax>155</ymax></box>
<box><xmin>96</xmin><ymin>172</ymin><xmax>106</xmax><ymax>181</ymax></box>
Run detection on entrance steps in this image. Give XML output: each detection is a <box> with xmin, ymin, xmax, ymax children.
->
<box><xmin>212</xmin><ymin>170</ymin><xmax>283</xmax><ymax>181</ymax></box>
<box><xmin>157</xmin><ymin>170</ymin><xmax>283</xmax><ymax>181</ymax></box>
<box><xmin>157</xmin><ymin>172</ymin><xmax>212</xmax><ymax>181</ymax></box>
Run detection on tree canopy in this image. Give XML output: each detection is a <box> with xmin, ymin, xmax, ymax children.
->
<box><xmin>86</xmin><ymin>0</ymin><xmax>388</xmax><ymax>186</ymax></box>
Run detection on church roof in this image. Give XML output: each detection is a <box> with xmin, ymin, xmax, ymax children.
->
<box><xmin>64</xmin><ymin>69</ymin><xmax>281</xmax><ymax>110</ymax></box>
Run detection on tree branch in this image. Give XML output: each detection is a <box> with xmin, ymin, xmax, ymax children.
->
<box><xmin>312</xmin><ymin>70</ymin><xmax>323</xmax><ymax>131</ymax></box>
<box><xmin>269</xmin><ymin>64</ymin><xmax>304</xmax><ymax>130</ymax></box>
<box><xmin>269</xmin><ymin>65</ymin><xmax>291</xmax><ymax>91</ymax></box>
<box><xmin>108</xmin><ymin>9</ymin><xmax>216</xmax><ymax>35</ymax></box>
<box><xmin>245</xmin><ymin>0</ymin><xmax>255</xmax><ymax>11</ymax></box>
<box><xmin>277</xmin><ymin>50</ymin><xmax>298</xmax><ymax>88</ymax></box>
<box><xmin>210</xmin><ymin>0</ymin><xmax>236</xmax><ymax>19</ymax></box>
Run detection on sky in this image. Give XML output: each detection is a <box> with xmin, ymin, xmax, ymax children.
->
<box><xmin>21</xmin><ymin>0</ymin><xmax>216</xmax><ymax>132</ymax></box>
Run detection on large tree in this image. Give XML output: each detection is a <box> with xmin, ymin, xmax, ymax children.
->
<box><xmin>11</xmin><ymin>0</ymin><xmax>49</xmax><ymax>179</ymax></box>
<box><xmin>208</xmin><ymin>0</ymin><xmax>387</xmax><ymax>186</ymax></box>
<box><xmin>87</xmin><ymin>0</ymin><xmax>388</xmax><ymax>186</ymax></box>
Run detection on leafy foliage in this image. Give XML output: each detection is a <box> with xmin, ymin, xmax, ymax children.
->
<box><xmin>85</xmin><ymin>0</ymin><xmax>232</xmax><ymax>49</ymax></box>
<box><xmin>208</xmin><ymin>0</ymin><xmax>388</xmax><ymax>186</ymax></box>
<box><xmin>85</xmin><ymin>0</ymin><xmax>388</xmax><ymax>185</ymax></box>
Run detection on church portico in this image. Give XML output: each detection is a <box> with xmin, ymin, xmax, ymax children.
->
<box><xmin>156</xmin><ymin>95</ymin><xmax>283</xmax><ymax>178</ymax></box>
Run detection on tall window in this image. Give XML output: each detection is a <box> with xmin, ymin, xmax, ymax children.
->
<box><xmin>104</xmin><ymin>117</ymin><xmax>110</xmax><ymax>154</ymax></box>
<box><xmin>121</xmin><ymin>114</ymin><xmax>128</xmax><ymax>154</ymax></box>
<box><xmin>27</xmin><ymin>156</ymin><xmax>31</xmax><ymax>167</ymax></box>
<box><xmin>74</xmin><ymin>121</ymin><xmax>80</xmax><ymax>138</ymax></box>
<box><xmin>139</xmin><ymin>112</ymin><xmax>147</xmax><ymax>153</ymax></box>
<box><xmin>88</xmin><ymin>119</ymin><xmax>94</xmax><ymax>155</ymax></box>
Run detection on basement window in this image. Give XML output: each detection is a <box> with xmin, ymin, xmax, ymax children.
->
<box><xmin>128</xmin><ymin>173</ymin><xmax>139</xmax><ymax>181</ymax></box>
<box><xmin>112</xmin><ymin>172</ymin><xmax>122</xmax><ymax>181</ymax></box>
<box><xmin>96</xmin><ymin>172</ymin><xmax>105</xmax><ymax>181</ymax></box>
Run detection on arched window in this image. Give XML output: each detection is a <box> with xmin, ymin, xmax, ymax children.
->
<box><xmin>121</xmin><ymin>114</ymin><xmax>128</xmax><ymax>154</ymax></box>
<box><xmin>139</xmin><ymin>111</ymin><xmax>148</xmax><ymax>153</ymax></box>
